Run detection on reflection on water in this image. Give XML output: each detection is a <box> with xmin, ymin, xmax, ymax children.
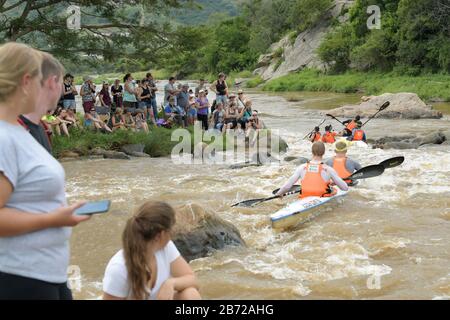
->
<box><xmin>67</xmin><ymin>90</ymin><xmax>450</xmax><ymax>300</ymax></box>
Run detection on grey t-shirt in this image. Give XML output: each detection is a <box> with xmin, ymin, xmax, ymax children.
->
<box><xmin>325</xmin><ymin>157</ymin><xmax>362</xmax><ymax>173</ymax></box>
<box><xmin>0</xmin><ymin>120</ymin><xmax>71</xmax><ymax>284</ymax></box>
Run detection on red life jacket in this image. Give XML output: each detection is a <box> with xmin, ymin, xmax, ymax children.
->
<box><xmin>312</xmin><ymin>132</ymin><xmax>321</xmax><ymax>142</ymax></box>
<box><xmin>322</xmin><ymin>132</ymin><xmax>336</xmax><ymax>144</ymax></box>
<box><xmin>332</xmin><ymin>157</ymin><xmax>352</xmax><ymax>183</ymax></box>
<box><xmin>346</xmin><ymin>120</ymin><xmax>357</xmax><ymax>131</ymax></box>
<box><xmin>300</xmin><ymin>163</ymin><xmax>330</xmax><ymax>198</ymax></box>
<box><xmin>352</xmin><ymin>129</ymin><xmax>365</xmax><ymax>141</ymax></box>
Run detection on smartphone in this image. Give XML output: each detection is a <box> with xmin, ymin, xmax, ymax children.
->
<box><xmin>74</xmin><ymin>200</ymin><xmax>111</xmax><ymax>216</ymax></box>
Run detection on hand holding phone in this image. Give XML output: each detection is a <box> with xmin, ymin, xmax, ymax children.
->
<box><xmin>74</xmin><ymin>200</ymin><xmax>111</xmax><ymax>216</ymax></box>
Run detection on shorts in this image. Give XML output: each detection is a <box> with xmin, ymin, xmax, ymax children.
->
<box><xmin>188</xmin><ymin>108</ymin><xmax>197</xmax><ymax>117</ymax></box>
<box><xmin>95</xmin><ymin>106</ymin><xmax>110</xmax><ymax>115</ymax></box>
<box><xmin>215</xmin><ymin>123</ymin><xmax>224</xmax><ymax>131</ymax></box>
<box><xmin>82</xmin><ymin>101</ymin><xmax>94</xmax><ymax>113</ymax></box>
<box><xmin>63</xmin><ymin>100</ymin><xmax>76</xmax><ymax>110</ymax></box>
<box><xmin>0</xmin><ymin>271</ymin><xmax>72</xmax><ymax>300</ymax></box>
<box><xmin>137</xmin><ymin>101</ymin><xmax>147</xmax><ymax>110</ymax></box>
<box><xmin>123</xmin><ymin>101</ymin><xmax>137</xmax><ymax>113</ymax></box>
<box><xmin>216</xmin><ymin>95</ymin><xmax>227</xmax><ymax>105</ymax></box>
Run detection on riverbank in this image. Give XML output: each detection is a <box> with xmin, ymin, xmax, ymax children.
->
<box><xmin>260</xmin><ymin>69</ymin><xmax>450</xmax><ymax>102</ymax></box>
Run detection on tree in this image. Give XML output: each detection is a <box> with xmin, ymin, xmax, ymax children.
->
<box><xmin>0</xmin><ymin>0</ymin><xmax>192</xmax><ymax>61</ymax></box>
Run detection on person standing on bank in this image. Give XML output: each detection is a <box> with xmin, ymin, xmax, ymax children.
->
<box><xmin>210</xmin><ymin>73</ymin><xmax>228</xmax><ymax>105</ymax></box>
<box><xmin>62</xmin><ymin>74</ymin><xmax>77</xmax><ymax>111</ymax></box>
<box><xmin>0</xmin><ymin>43</ymin><xmax>91</xmax><ymax>300</ymax></box>
<box><xmin>80</xmin><ymin>76</ymin><xmax>96</xmax><ymax>114</ymax></box>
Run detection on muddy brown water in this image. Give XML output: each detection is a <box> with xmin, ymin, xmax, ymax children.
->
<box><xmin>67</xmin><ymin>88</ymin><xmax>450</xmax><ymax>300</ymax></box>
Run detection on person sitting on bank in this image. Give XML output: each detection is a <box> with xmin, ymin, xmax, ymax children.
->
<box><xmin>322</xmin><ymin>125</ymin><xmax>338</xmax><ymax>144</ymax></box>
<box><xmin>342</xmin><ymin>115</ymin><xmax>361</xmax><ymax>137</ymax></box>
<box><xmin>348</xmin><ymin>121</ymin><xmax>367</xmax><ymax>143</ymax></box>
<box><xmin>308</xmin><ymin>126</ymin><xmax>322</xmax><ymax>143</ymax></box>
<box><xmin>134</xmin><ymin>109</ymin><xmax>149</xmax><ymax>133</ymax></box>
<box><xmin>276</xmin><ymin>142</ymin><xmax>349</xmax><ymax>199</ymax></box>
<box><xmin>164</xmin><ymin>96</ymin><xmax>185</xmax><ymax>128</ymax></box>
<box><xmin>325</xmin><ymin>139</ymin><xmax>362</xmax><ymax>186</ymax></box>
<box><xmin>103</xmin><ymin>201</ymin><xmax>201</xmax><ymax>300</ymax></box>
<box><xmin>84</xmin><ymin>107</ymin><xmax>112</xmax><ymax>133</ymax></box>
<box><xmin>111</xmin><ymin>108</ymin><xmax>126</xmax><ymax>131</ymax></box>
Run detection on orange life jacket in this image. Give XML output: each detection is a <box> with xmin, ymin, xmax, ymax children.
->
<box><xmin>322</xmin><ymin>132</ymin><xmax>336</xmax><ymax>144</ymax></box>
<box><xmin>352</xmin><ymin>129</ymin><xmax>365</xmax><ymax>141</ymax></box>
<box><xmin>300</xmin><ymin>163</ymin><xmax>330</xmax><ymax>198</ymax></box>
<box><xmin>332</xmin><ymin>157</ymin><xmax>352</xmax><ymax>183</ymax></box>
<box><xmin>346</xmin><ymin>120</ymin><xmax>357</xmax><ymax>131</ymax></box>
<box><xmin>312</xmin><ymin>132</ymin><xmax>321</xmax><ymax>142</ymax></box>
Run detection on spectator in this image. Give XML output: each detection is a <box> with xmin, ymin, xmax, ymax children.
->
<box><xmin>123</xmin><ymin>73</ymin><xmax>138</xmax><ymax>113</ymax></box>
<box><xmin>80</xmin><ymin>76</ymin><xmax>96</xmax><ymax>114</ymax></box>
<box><xmin>135</xmin><ymin>109</ymin><xmax>149</xmax><ymax>133</ymax></box>
<box><xmin>164</xmin><ymin>77</ymin><xmax>180</xmax><ymax>105</ymax></box>
<box><xmin>84</xmin><ymin>107</ymin><xmax>112</xmax><ymax>133</ymax></box>
<box><xmin>111</xmin><ymin>108</ymin><xmax>126</xmax><ymax>131</ymax></box>
<box><xmin>146</xmin><ymin>73</ymin><xmax>159</xmax><ymax>121</ymax></box>
<box><xmin>164</xmin><ymin>96</ymin><xmax>185</xmax><ymax>127</ymax></box>
<box><xmin>62</xmin><ymin>74</ymin><xmax>77</xmax><ymax>111</ymax></box>
<box><xmin>42</xmin><ymin>110</ymin><xmax>62</xmax><ymax>136</ymax></box>
<box><xmin>195</xmin><ymin>79</ymin><xmax>206</xmax><ymax>97</ymax></box>
<box><xmin>237</xmin><ymin>89</ymin><xmax>248</xmax><ymax>109</ymax></box>
<box><xmin>0</xmin><ymin>42</ymin><xmax>90</xmax><ymax>300</ymax></box>
<box><xmin>177</xmin><ymin>84</ymin><xmax>190</xmax><ymax>126</ymax></box>
<box><xmin>212</xmin><ymin>102</ymin><xmax>225</xmax><ymax>132</ymax></box>
<box><xmin>238</xmin><ymin>100</ymin><xmax>253</xmax><ymax>131</ymax></box>
<box><xmin>124</xmin><ymin>109</ymin><xmax>136</xmax><ymax>131</ymax></box>
<box><xmin>98</xmin><ymin>82</ymin><xmax>112</xmax><ymax>115</ymax></box>
<box><xmin>111</xmin><ymin>79</ymin><xmax>123</xmax><ymax>112</ymax></box>
<box><xmin>139</xmin><ymin>79</ymin><xmax>153</xmax><ymax>122</ymax></box>
<box><xmin>196</xmin><ymin>89</ymin><xmax>210</xmax><ymax>130</ymax></box>
<box><xmin>224</xmin><ymin>102</ymin><xmax>239</xmax><ymax>131</ymax></box>
<box><xmin>186</xmin><ymin>96</ymin><xmax>197</xmax><ymax>126</ymax></box>
<box><xmin>210</xmin><ymin>73</ymin><xmax>228</xmax><ymax>105</ymax></box>
<box><xmin>247</xmin><ymin>110</ymin><xmax>265</xmax><ymax>131</ymax></box>
<box><xmin>103</xmin><ymin>201</ymin><xmax>201</xmax><ymax>300</ymax></box>
<box><xmin>18</xmin><ymin>53</ymin><xmax>65</xmax><ymax>153</ymax></box>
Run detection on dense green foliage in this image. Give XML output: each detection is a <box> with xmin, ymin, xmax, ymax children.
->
<box><xmin>318</xmin><ymin>0</ymin><xmax>450</xmax><ymax>74</ymax></box>
<box><xmin>262</xmin><ymin>69</ymin><xmax>450</xmax><ymax>101</ymax></box>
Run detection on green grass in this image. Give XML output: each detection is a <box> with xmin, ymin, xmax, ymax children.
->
<box><xmin>262</xmin><ymin>69</ymin><xmax>450</xmax><ymax>102</ymax></box>
<box><xmin>246</xmin><ymin>76</ymin><xmax>264</xmax><ymax>88</ymax></box>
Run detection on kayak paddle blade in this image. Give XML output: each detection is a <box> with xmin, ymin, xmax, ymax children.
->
<box><xmin>231</xmin><ymin>197</ymin><xmax>267</xmax><ymax>208</ymax></box>
<box><xmin>347</xmin><ymin>164</ymin><xmax>385</xmax><ymax>181</ymax></box>
<box><xmin>272</xmin><ymin>185</ymin><xmax>301</xmax><ymax>195</ymax></box>
<box><xmin>379</xmin><ymin>101</ymin><xmax>390</xmax><ymax>111</ymax></box>
<box><xmin>379</xmin><ymin>156</ymin><xmax>404</xmax><ymax>169</ymax></box>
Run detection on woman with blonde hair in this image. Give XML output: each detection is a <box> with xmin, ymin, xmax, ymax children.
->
<box><xmin>0</xmin><ymin>42</ymin><xmax>90</xmax><ymax>299</ymax></box>
<box><xmin>103</xmin><ymin>201</ymin><xmax>201</xmax><ymax>300</ymax></box>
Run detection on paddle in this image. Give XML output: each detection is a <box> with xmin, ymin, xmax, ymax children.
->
<box><xmin>326</xmin><ymin>114</ymin><xmax>346</xmax><ymax>126</ymax></box>
<box><xmin>233</xmin><ymin>165</ymin><xmax>385</xmax><ymax>208</ymax></box>
<box><xmin>379</xmin><ymin>156</ymin><xmax>405</xmax><ymax>169</ymax></box>
<box><xmin>303</xmin><ymin>118</ymin><xmax>326</xmax><ymax>140</ymax></box>
<box><xmin>362</xmin><ymin>101</ymin><xmax>390</xmax><ymax>127</ymax></box>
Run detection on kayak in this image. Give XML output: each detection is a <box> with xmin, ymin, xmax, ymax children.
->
<box><xmin>270</xmin><ymin>186</ymin><xmax>348</xmax><ymax>229</ymax></box>
<box><xmin>351</xmin><ymin>141</ymin><xmax>369</xmax><ymax>148</ymax></box>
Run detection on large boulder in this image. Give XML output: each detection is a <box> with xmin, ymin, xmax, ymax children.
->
<box><xmin>172</xmin><ymin>203</ymin><xmax>245</xmax><ymax>262</ymax></box>
<box><xmin>371</xmin><ymin>130</ymin><xmax>448</xmax><ymax>150</ymax></box>
<box><xmin>327</xmin><ymin>93</ymin><xmax>443</xmax><ymax>120</ymax></box>
<box><xmin>253</xmin><ymin>0</ymin><xmax>355</xmax><ymax>80</ymax></box>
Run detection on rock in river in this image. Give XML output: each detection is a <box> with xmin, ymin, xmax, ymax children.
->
<box><xmin>172</xmin><ymin>203</ymin><xmax>245</xmax><ymax>262</ymax></box>
<box><xmin>327</xmin><ymin>93</ymin><xmax>443</xmax><ymax>120</ymax></box>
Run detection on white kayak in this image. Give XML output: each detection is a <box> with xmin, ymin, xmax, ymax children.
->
<box><xmin>270</xmin><ymin>187</ymin><xmax>348</xmax><ymax>229</ymax></box>
<box><xmin>351</xmin><ymin>141</ymin><xmax>369</xmax><ymax>148</ymax></box>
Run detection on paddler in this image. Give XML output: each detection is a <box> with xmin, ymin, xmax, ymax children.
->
<box><xmin>342</xmin><ymin>115</ymin><xmax>360</xmax><ymax>137</ymax></box>
<box><xmin>276</xmin><ymin>142</ymin><xmax>349</xmax><ymax>199</ymax></box>
<box><xmin>308</xmin><ymin>126</ymin><xmax>322</xmax><ymax>143</ymax></box>
<box><xmin>322</xmin><ymin>125</ymin><xmax>337</xmax><ymax>144</ymax></box>
<box><xmin>325</xmin><ymin>139</ymin><xmax>362</xmax><ymax>185</ymax></box>
<box><xmin>348</xmin><ymin>121</ymin><xmax>367</xmax><ymax>143</ymax></box>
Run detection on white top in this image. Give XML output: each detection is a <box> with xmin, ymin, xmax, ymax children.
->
<box><xmin>0</xmin><ymin>120</ymin><xmax>70</xmax><ymax>283</ymax></box>
<box><xmin>103</xmin><ymin>241</ymin><xmax>180</xmax><ymax>300</ymax></box>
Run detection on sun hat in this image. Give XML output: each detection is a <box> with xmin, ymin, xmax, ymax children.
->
<box><xmin>335</xmin><ymin>139</ymin><xmax>351</xmax><ymax>152</ymax></box>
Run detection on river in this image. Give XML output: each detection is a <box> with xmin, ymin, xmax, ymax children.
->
<box><xmin>67</xmin><ymin>86</ymin><xmax>450</xmax><ymax>300</ymax></box>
